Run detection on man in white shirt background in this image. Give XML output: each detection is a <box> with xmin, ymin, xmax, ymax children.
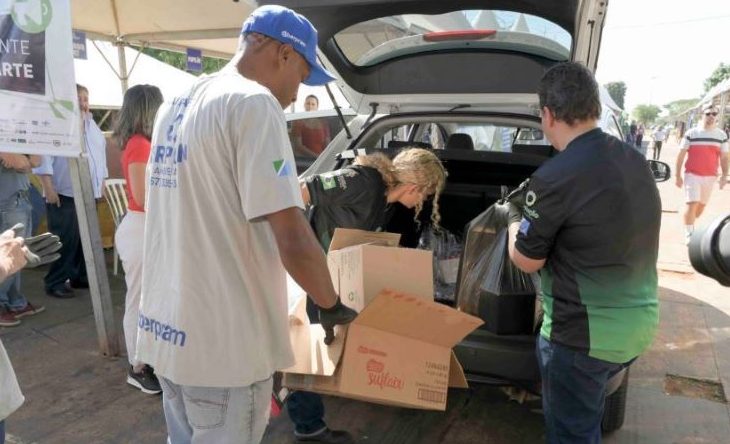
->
<box><xmin>34</xmin><ymin>84</ymin><xmax>108</xmax><ymax>298</ymax></box>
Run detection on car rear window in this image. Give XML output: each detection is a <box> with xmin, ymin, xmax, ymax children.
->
<box><xmin>334</xmin><ymin>10</ymin><xmax>572</xmax><ymax>67</ymax></box>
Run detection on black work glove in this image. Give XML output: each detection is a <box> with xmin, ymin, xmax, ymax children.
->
<box><xmin>11</xmin><ymin>223</ymin><xmax>62</xmax><ymax>268</ymax></box>
<box><xmin>492</xmin><ymin>202</ymin><xmax>523</xmax><ymax>229</ymax></box>
<box><xmin>502</xmin><ymin>178</ymin><xmax>530</xmax><ymax>210</ymax></box>
<box><xmin>318</xmin><ymin>298</ymin><xmax>358</xmax><ymax>345</ymax></box>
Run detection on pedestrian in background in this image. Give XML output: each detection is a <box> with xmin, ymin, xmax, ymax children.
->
<box><xmin>505</xmin><ymin>62</ymin><xmax>661</xmax><ymax>444</ymax></box>
<box><xmin>291</xmin><ymin>94</ymin><xmax>331</xmax><ymax>158</ymax></box>
<box><xmin>112</xmin><ymin>84</ymin><xmax>164</xmax><ymax>395</ymax></box>
<box><xmin>0</xmin><ymin>152</ymin><xmax>45</xmax><ymax>327</ymax></box>
<box><xmin>34</xmin><ymin>84</ymin><xmax>108</xmax><ymax>299</ymax></box>
<box><xmin>652</xmin><ymin>126</ymin><xmax>667</xmax><ymax>160</ymax></box>
<box><xmin>675</xmin><ymin>103</ymin><xmax>729</xmax><ymax>244</ymax></box>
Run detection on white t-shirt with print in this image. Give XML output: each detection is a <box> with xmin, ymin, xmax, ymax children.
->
<box><xmin>136</xmin><ymin>68</ymin><xmax>304</xmax><ymax>387</ymax></box>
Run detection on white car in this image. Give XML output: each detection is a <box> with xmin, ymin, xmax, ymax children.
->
<box><xmin>271</xmin><ymin>0</ymin><xmax>670</xmax><ymax>433</ymax></box>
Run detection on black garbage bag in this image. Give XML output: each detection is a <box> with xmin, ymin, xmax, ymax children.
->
<box><xmin>418</xmin><ymin>225</ymin><xmax>463</xmax><ymax>304</ymax></box>
<box><xmin>456</xmin><ymin>203</ymin><xmax>540</xmax><ymax>335</ymax></box>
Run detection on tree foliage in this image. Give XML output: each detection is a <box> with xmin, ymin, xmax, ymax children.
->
<box><xmin>632</xmin><ymin>104</ymin><xmax>661</xmax><ymax>125</ymax></box>
<box><xmin>663</xmin><ymin>98</ymin><xmax>699</xmax><ymax>117</ymax></box>
<box><xmin>703</xmin><ymin>63</ymin><xmax>730</xmax><ymax>93</ymax></box>
<box><xmin>604</xmin><ymin>81</ymin><xmax>627</xmax><ymax>110</ymax></box>
<box><xmin>137</xmin><ymin>47</ymin><xmax>226</xmax><ymax>75</ymax></box>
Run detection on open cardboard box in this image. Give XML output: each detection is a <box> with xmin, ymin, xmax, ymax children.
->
<box><xmin>326</xmin><ymin>228</ymin><xmax>434</xmax><ymax>312</ymax></box>
<box><xmin>283</xmin><ymin>228</ymin><xmax>483</xmax><ymax>410</ymax></box>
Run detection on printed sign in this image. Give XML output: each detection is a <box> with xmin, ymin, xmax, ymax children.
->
<box><xmin>186</xmin><ymin>47</ymin><xmax>202</xmax><ymax>73</ymax></box>
<box><xmin>72</xmin><ymin>29</ymin><xmax>85</xmax><ymax>59</ymax></box>
<box><xmin>0</xmin><ymin>0</ymin><xmax>80</xmax><ymax>156</ymax></box>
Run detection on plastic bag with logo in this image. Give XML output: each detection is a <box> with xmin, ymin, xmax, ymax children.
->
<box><xmin>418</xmin><ymin>225</ymin><xmax>463</xmax><ymax>305</ymax></box>
<box><xmin>456</xmin><ymin>203</ymin><xmax>540</xmax><ymax>335</ymax></box>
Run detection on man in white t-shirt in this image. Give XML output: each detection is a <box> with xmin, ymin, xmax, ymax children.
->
<box><xmin>136</xmin><ymin>5</ymin><xmax>357</xmax><ymax>444</ymax></box>
<box><xmin>675</xmin><ymin>103</ymin><xmax>729</xmax><ymax>244</ymax></box>
<box><xmin>651</xmin><ymin>126</ymin><xmax>667</xmax><ymax>160</ymax></box>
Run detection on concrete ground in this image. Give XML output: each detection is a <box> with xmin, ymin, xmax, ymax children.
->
<box><xmin>2</xmin><ymin>137</ymin><xmax>729</xmax><ymax>443</ymax></box>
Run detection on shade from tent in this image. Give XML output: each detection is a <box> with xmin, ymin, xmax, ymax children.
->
<box><xmin>75</xmin><ymin>39</ymin><xmax>198</xmax><ymax>109</ymax></box>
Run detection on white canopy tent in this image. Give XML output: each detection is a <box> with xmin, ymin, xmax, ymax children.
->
<box><xmin>70</xmin><ymin>0</ymin><xmax>256</xmax><ymax>58</ymax></box>
<box><xmin>75</xmin><ymin>39</ymin><xmax>197</xmax><ymax>109</ymax></box>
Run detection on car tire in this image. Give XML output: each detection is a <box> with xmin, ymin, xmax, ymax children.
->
<box><xmin>601</xmin><ymin>368</ymin><xmax>629</xmax><ymax>433</ymax></box>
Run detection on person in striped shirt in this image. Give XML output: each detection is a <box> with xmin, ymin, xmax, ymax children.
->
<box><xmin>675</xmin><ymin>103</ymin><xmax>729</xmax><ymax>243</ymax></box>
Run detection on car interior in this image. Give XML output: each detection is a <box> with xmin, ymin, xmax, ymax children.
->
<box><xmin>335</xmin><ymin>113</ymin><xmax>549</xmax><ymax>248</ymax></box>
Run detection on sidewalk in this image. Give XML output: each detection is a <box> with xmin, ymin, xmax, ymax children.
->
<box><xmin>1</xmin><ymin>137</ymin><xmax>729</xmax><ymax>443</ymax></box>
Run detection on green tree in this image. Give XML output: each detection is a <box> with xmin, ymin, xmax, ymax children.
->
<box><xmin>604</xmin><ymin>81</ymin><xmax>627</xmax><ymax>110</ymax></box>
<box><xmin>632</xmin><ymin>104</ymin><xmax>661</xmax><ymax>125</ymax></box>
<box><xmin>137</xmin><ymin>47</ymin><xmax>226</xmax><ymax>75</ymax></box>
<box><xmin>663</xmin><ymin>98</ymin><xmax>699</xmax><ymax>117</ymax></box>
<box><xmin>703</xmin><ymin>63</ymin><xmax>730</xmax><ymax>93</ymax></box>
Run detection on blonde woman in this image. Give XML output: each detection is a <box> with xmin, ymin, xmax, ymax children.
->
<box><xmin>301</xmin><ymin>147</ymin><xmax>446</xmax><ymax>250</ymax></box>
<box><xmin>112</xmin><ymin>84</ymin><xmax>163</xmax><ymax>395</ymax></box>
<box><xmin>289</xmin><ymin>147</ymin><xmax>446</xmax><ymax>443</ymax></box>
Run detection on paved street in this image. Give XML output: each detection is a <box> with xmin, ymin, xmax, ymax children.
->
<box><xmin>2</xmin><ymin>138</ymin><xmax>729</xmax><ymax>444</ymax></box>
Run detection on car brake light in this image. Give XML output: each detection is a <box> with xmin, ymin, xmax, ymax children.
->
<box><xmin>423</xmin><ymin>30</ymin><xmax>497</xmax><ymax>42</ymax></box>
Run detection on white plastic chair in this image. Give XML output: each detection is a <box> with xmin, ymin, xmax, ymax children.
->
<box><xmin>104</xmin><ymin>179</ymin><xmax>129</xmax><ymax>275</ymax></box>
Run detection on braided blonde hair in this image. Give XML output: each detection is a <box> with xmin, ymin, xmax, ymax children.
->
<box><xmin>354</xmin><ymin>148</ymin><xmax>447</xmax><ymax>228</ymax></box>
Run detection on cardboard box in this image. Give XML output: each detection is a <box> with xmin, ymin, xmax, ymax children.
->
<box><xmin>327</xmin><ymin>228</ymin><xmax>434</xmax><ymax>311</ymax></box>
<box><xmin>283</xmin><ymin>290</ymin><xmax>483</xmax><ymax>410</ymax></box>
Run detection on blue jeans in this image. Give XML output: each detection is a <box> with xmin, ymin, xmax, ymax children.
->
<box><xmin>159</xmin><ymin>376</ymin><xmax>273</xmax><ymax>444</ymax></box>
<box><xmin>0</xmin><ymin>193</ymin><xmax>31</xmax><ymax>311</ymax></box>
<box><xmin>28</xmin><ymin>185</ymin><xmax>46</xmax><ymax>234</ymax></box>
<box><xmin>537</xmin><ymin>335</ymin><xmax>626</xmax><ymax>444</ymax></box>
<box><xmin>0</xmin><ymin>419</ymin><xmax>5</xmax><ymax>444</ymax></box>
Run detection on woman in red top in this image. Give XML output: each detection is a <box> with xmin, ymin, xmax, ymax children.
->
<box><xmin>291</xmin><ymin>94</ymin><xmax>331</xmax><ymax>157</ymax></box>
<box><xmin>112</xmin><ymin>85</ymin><xmax>163</xmax><ymax>394</ymax></box>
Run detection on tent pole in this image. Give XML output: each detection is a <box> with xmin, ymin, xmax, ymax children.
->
<box><xmin>116</xmin><ymin>39</ymin><xmax>129</xmax><ymax>94</ymax></box>
<box><xmin>70</xmin><ymin>119</ymin><xmax>120</xmax><ymax>357</ymax></box>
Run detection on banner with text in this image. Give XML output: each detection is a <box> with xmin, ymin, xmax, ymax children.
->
<box><xmin>0</xmin><ymin>0</ymin><xmax>79</xmax><ymax>156</ymax></box>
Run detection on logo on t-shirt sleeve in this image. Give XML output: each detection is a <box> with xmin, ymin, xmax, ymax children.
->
<box><xmin>272</xmin><ymin>159</ymin><xmax>292</xmax><ymax>177</ymax></box>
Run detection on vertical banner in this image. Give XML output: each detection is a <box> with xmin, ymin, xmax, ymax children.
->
<box><xmin>72</xmin><ymin>29</ymin><xmax>85</xmax><ymax>59</ymax></box>
<box><xmin>186</xmin><ymin>47</ymin><xmax>202</xmax><ymax>73</ymax></box>
<box><xmin>0</xmin><ymin>0</ymin><xmax>79</xmax><ymax>156</ymax></box>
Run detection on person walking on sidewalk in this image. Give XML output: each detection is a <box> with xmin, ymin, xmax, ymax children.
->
<box><xmin>34</xmin><ymin>84</ymin><xmax>108</xmax><ymax>299</ymax></box>
<box><xmin>0</xmin><ymin>153</ymin><xmax>45</xmax><ymax>327</ymax></box>
<box><xmin>112</xmin><ymin>85</ymin><xmax>164</xmax><ymax>395</ymax></box>
<box><xmin>652</xmin><ymin>126</ymin><xmax>668</xmax><ymax>160</ymax></box>
<box><xmin>505</xmin><ymin>62</ymin><xmax>661</xmax><ymax>444</ymax></box>
<box><xmin>135</xmin><ymin>6</ymin><xmax>356</xmax><ymax>444</ymax></box>
<box><xmin>674</xmin><ymin>103</ymin><xmax>729</xmax><ymax>244</ymax></box>
<box><xmin>289</xmin><ymin>148</ymin><xmax>447</xmax><ymax>443</ymax></box>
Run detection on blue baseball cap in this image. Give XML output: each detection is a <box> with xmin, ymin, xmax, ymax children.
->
<box><xmin>241</xmin><ymin>5</ymin><xmax>337</xmax><ymax>86</ymax></box>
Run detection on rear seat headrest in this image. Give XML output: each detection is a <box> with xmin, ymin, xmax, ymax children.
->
<box><xmin>386</xmin><ymin>140</ymin><xmax>433</xmax><ymax>150</ymax></box>
<box><xmin>446</xmin><ymin>133</ymin><xmax>474</xmax><ymax>150</ymax></box>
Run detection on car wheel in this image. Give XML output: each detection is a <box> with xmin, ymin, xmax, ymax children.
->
<box><xmin>601</xmin><ymin>368</ymin><xmax>629</xmax><ymax>433</ymax></box>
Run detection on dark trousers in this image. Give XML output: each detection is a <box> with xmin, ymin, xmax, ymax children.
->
<box><xmin>537</xmin><ymin>335</ymin><xmax>627</xmax><ymax>444</ymax></box>
<box><xmin>653</xmin><ymin>141</ymin><xmax>663</xmax><ymax>160</ymax></box>
<box><xmin>286</xmin><ymin>297</ymin><xmax>327</xmax><ymax>435</ymax></box>
<box><xmin>44</xmin><ymin>195</ymin><xmax>87</xmax><ymax>291</ymax></box>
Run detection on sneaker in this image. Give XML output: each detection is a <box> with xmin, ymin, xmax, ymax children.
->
<box><xmin>127</xmin><ymin>365</ymin><xmax>162</xmax><ymax>395</ymax></box>
<box><xmin>10</xmin><ymin>302</ymin><xmax>46</xmax><ymax>319</ymax></box>
<box><xmin>0</xmin><ymin>311</ymin><xmax>20</xmax><ymax>327</ymax></box>
<box><xmin>295</xmin><ymin>428</ymin><xmax>355</xmax><ymax>443</ymax></box>
<box><xmin>685</xmin><ymin>232</ymin><xmax>692</xmax><ymax>246</ymax></box>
